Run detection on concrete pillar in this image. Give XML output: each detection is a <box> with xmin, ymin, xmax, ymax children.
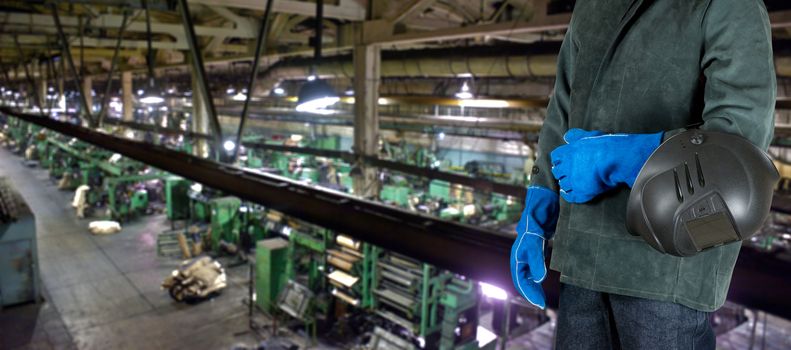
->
<box><xmin>122</xmin><ymin>71</ymin><xmax>133</xmax><ymax>121</ymax></box>
<box><xmin>191</xmin><ymin>67</ymin><xmax>210</xmax><ymax>158</ymax></box>
<box><xmin>352</xmin><ymin>23</ymin><xmax>381</xmax><ymax>198</ymax></box>
<box><xmin>57</xmin><ymin>57</ymin><xmax>65</xmax><ymax>111</ymax></box>
<box><xmin>82</xmin><ymin>75</ymin><xmax>93</xmax><ymax>115</ymax></box>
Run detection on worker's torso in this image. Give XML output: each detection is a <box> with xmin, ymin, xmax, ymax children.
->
<box><xmin>550</xmin><ymin>0</ymin><xmax>741</xmax><ymax>312</ymax></box>
<box><xmin>569</xmin><ymin>0</ymin><xmax>706</xmax><ymax>133</ymax></box>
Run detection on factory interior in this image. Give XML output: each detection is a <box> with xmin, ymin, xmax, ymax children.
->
<box><xmin>0</xmin><ymin>0</ymin><xmax>791</xmax><ymax>349</ymax></box>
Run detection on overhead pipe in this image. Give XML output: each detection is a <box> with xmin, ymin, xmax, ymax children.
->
<box><xmin>253</xmin><ymin>43</ymin><xmax>562</xmax><ymax>94</ymax></box>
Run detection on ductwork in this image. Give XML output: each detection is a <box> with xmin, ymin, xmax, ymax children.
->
<box><xmin>254</xmin><ymin>42</ymin><xmax>563</xmax><ymax>95</ymax></box>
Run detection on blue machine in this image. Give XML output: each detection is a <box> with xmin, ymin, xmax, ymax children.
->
<box><xmin>0</xmin><ymin>177</ymin><xmax>40</xmax><ymax>307</ymax></box>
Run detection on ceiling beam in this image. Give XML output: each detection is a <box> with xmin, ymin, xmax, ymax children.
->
<box><xmin>388</xmin><ymin>0</ymin><xmax>436</xmax><ymax>24</ymax></box>
<box><xmin>0</xmin><ymin>12</ymin><xmax>257</xmax><ymax>40</ymax></box>
<box><xmin>365</xmin><ymin>13</ymin><xmax>571</xmax><ymax>45</ymax></box>
<box><xmin>189</xmin><ymin>0</ymin><xmax>366</xmax><ymax>21</ymax></box>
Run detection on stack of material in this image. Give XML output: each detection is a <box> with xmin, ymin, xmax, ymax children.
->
<box><xmin>326</xmin><ymin>234</ymin><xmax>363</xmax><ymax>307</ymax></box>
<box><xmin>72</xmin><ymin>185</ymin><xmax>90</xmax><ymax>218</ymax></box>
<box><xmin>88</xmin><ymin>220</ymin><xmax>122</xmax><ymax>235</ymax></box>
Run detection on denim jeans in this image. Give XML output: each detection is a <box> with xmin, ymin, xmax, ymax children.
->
<box><xmin>555</xmin><ymin>283</ymin><xmax>716</xmax><ymax>350</ymax></box>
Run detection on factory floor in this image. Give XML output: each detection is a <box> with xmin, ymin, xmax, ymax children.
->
<box><xmin>0</xmin><ymin>147</ymin><xmax>790</xmax><ymax>350</ymax></box>
<box><xmin>0</xmin><ymin>148</ymin><xmax>260</xmax><ymax>349</ymax></box>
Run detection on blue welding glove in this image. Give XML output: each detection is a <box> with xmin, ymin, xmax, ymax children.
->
<box><xmin>550</xmin><ymin>129</ymin><xmax>663</xmax><ymax>203</ymax></box>
<box><xmin>510</xmin><ymin>186</ymin><xmax>559</xmax><ymax>309</ymax></box>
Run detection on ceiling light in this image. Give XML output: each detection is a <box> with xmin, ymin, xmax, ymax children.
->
<box><xmin>223</xmin><ymin>140</ymin><xmax>236</xmax><ymax>152</ymax></box>
<box><xmin>231</xmin><ymin>92</ymin><xmax>248</xmax><ymax>101</ymax></box>
<box><xmin>273</xmin><ymin>87</ymin><xmax>285</xmax><ymax>95</ymax></box>
<box><xmin>137</xmin><ymin>89</ymin><xmax>144</xmax><ymax>96</ymax></box>
<box><xmin>455</xmin><ymin>82</ymin><xmax>473</xmax><ymax>99</ymax></box>
<box><xmin>226</xmin><ymin>87</ymin><xmax>236</xmax><ymax>95</ymax></box>
<box><xmin>296</xmin><ymin>79</ymin><xmax>339</xmax><ymax>114</ymax></box>
<box><xmin>459</xmin><ymin>99</ymin><xmax>509</xmax><ymax>108</ymax></box>
<box><xmin>306</xmin><ymin>75</ymin><xmax>317</xmax><ymax>81</ymax></box>
<box><xmin>140</xmin><ymin>86</ymin><xmax>165</xmax><ymax>104</ymax></box>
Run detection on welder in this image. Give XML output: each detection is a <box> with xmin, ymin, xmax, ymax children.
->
<box><xmin>510</xmin><ymin>0</ymin><xmax>776</xmax><ymax>348</ymax></box>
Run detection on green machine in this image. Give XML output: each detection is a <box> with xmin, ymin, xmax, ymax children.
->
<box><xmin>208</xmin><ymin>196</ymin><xmax>242</xmax><ymax>252</ymax></box>
<box><xmin>380</xmin><ymin>185</ymin><xmax>411</xmax><ymax>207</ymax></box>
<box><xmin>106</xmin><ymin>173</ymin><xmax>166</xmax><ymax>220</ymax></box>
<box><xmin>256</xmin><ymin>238</ymin><xmax>290</xmax><ymax>313</ymax></box>
<box><xmin>373</xmin><ymin>255</ymin><xmax>483</xmax><ymax>350</ymax></box>
<box><xmin>165</xmin><ymin>177</ymin><xmax>191</xmax><ymax>221</ymax></box>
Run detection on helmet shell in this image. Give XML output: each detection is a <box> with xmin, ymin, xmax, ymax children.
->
<box><xmin>626</xmin><ymin>130</ymin><xmax>779</xmax><ymax>257</ymax></box>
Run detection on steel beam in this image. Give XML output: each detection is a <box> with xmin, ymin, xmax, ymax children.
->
<box><xmin>365</xmin><ymin>14</ymin><xmax>571</xmax><ymax>45</ymax></box>
<box><xmin>0</xmin><ymin>13</ymin><xmax>256</xmax><ymax>41</ymax></box>
<box><xmin>0</xmin><ymin>108</ymin><xmax>515</xmax><ymax>293</ymax></box>
<box><xmin>178</xmin><ymin>0</ymin><xmax>223</xmax><ymax>158</ymax></box>
<box><xmin>388</xmin><ymin>0</ymin><xmax>437</xmax><ymax>24</ymax></box>
<box><xmin>232</xmin><ymin>0</ymin><xmax>275</xmax><ymax>162</ymax></box>
<box><xmin>51</xmin><ymin>4</ymin><xmax>95</xmax><ymax>127</ymax></box>
<box><xmin>5</xmin><ymin>108</ymin><xmax>791</xmax><ymax>318</ymax></box>
<box><xmin>97</xmin><ymin>11</ymin><xmax>130</xmax><ymax>126</ymax></box>
<box><xmin>12</xmin><ymin>36</ymin><xmax>42</xmax><ymax>111</ymax></box>
<box><xmin>189</xmin><ymin>0</ymin><xmax>366</xmax><ymax>21</ymax></box>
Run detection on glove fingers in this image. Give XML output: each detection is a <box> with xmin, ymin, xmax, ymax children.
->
<box><xmin>550</xmin><ymin>146</ymin><xmax>568</xmax><ymax>166</ymax></box>
<box><xmin>515</xmin><ymin>278</ymin><xmax>546</xmax><ymax>309</ymax></box>
<box><xmin>563</xmin><ymin>128</ymin><xmax>605</xmax><ymax>143</ymax></box>
<box><xmin>525</xmin><ymin>236</ymin><xmax>547</xmax><ymax>282</ymax></box>
<box><xmin>558</xmin><ymin>176</ymin><xmax>573</xmax><ymax>194</ymax></box>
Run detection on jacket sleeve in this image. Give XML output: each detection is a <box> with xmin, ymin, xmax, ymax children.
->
<box><xmin>530</xmin><ymin>23</ymin><xmax>576</xmax><ymax>191</ymax></box>
<box><xmin>667</xmin><ymin>0</ymin><xmax>775</xmax><ymax>149</ymax></box>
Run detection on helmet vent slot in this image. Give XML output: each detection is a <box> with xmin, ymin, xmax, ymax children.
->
<box><xmin>673</xmin><ymin>168</ymin><xmax>684</xmax><ymax>202</ymax></box>
<box><xmin>684</xmin><ymin>162</ymin><xmax>694</xmax><ymax>195</ymax></box>
<box><xmin>695</xmin><ymin>152</ymin><xmax>705</xmax><ymax>187</ymax></box>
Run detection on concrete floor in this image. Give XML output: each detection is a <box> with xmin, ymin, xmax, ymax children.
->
<box><xmin>0</xmin><ymin>148</ymin><xmax>259</xmax><ymax>349</ymax></box>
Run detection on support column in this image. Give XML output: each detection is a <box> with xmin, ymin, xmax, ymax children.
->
<box><xmin>352</xmin><ymin>23</ymin><xmax>381</xmax><ymax>198</ymax></box>
<box><xmin>191</xmin><ymin>68</ymin><xmax>210</xmax><ymax>158</ymax></box>
<box><xmin>57</xmin><ymin>58</ymin><xmax>65</xmax><ymax>111</ymax></box>
<box><xmin>82</xmin><ymin>75</ymin><xmax>93</xmax><ymax>116</ymax></box>
<box><xmin>122</xmin><ymin>71</ymin><xmax>133</xmax><ymax>122</ymax></box>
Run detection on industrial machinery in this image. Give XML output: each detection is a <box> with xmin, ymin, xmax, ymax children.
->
<box><xmin>161</xmin><ymin>256</ymin><xmax>227</xmax><ymax>303</ymax></box>
<box><xmin>0</xmin><ymin>176</ymin><xmax>40</xmax><ymax>307</ymax></box>
<box><xmin>1</xmin><ymin>120</ymin><xmax>519</xmax><ymax>349</ymax></box>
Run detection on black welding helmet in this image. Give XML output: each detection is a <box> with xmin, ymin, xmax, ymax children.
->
<box><xmin>626</xmin><ymin>130</ymin><xmax>779</xmax><ymax>257</ymax></box>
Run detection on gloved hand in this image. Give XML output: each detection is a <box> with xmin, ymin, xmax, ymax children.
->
<box><xmin>550</xmin><ymin>129</ymin><xmax>663</xmax><ymax>203</ymax></box>
<box><xmin>510</xmin><ymin>186</ymin><xmax>559</xmax><ymax>309</ymax></box>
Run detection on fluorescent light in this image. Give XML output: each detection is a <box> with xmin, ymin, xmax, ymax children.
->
<box><xmin>226</xmin><ymin>87</ymin><xmax>236</xmax><ymax>95</ymax></box>
<box><xmin>479</xmin><ymin>282</ymin><xmax>508</xmax><ymax>300</ymax></box>
<box><xmin>273</xmin><ymin>87</ymin><xmax>285</xmax><ymax>95</ymax></box>
<box><xmin>306</xmin><ymin>75</ymin><xmax>316</xmax><ymax>81</ymax></box>
<box><xmin>296</xmin><ymin>96</ymin><xmax>339</xmax><ymax>114</ymax></box>
<box><xmin>140</xmin><ymin>95</ymin><xmax>164</xmax><ymax>104</ymax></box>
<box><xmin>223</xmin><ymin>140</ymin><xmax>236</xmax><ymax>152</ymax></box>
<box><xmin>459</xmin><ymin>99</ymin><xmax>510</xmax><ymax>108</ymax></box>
